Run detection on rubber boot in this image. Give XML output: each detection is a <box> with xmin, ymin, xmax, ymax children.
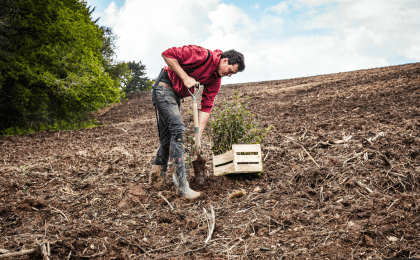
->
<box><xmin>172</xmin><ymin>163</ymin><xmax>201</xmax><ymax>199</ymax></box>
<box><xmin>148</xmin><ymin>165</ymin><xmax>166</xmax><ymax>189</ymax></box>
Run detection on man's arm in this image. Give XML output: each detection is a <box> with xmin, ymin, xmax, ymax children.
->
<box><xmin>198</xmin><ymin>111</ymin><xmax>210</xmax><ymax>140</ymax></box>
<box><xmin>161</xmin><ymin>54</ymin><xmax>198</xmax><ymax>89</ymax></box>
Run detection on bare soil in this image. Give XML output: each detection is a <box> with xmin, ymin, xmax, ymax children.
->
<box><xmin>1</xmin><ymin>63</ymin><xmax>419</xmax><ymax>259</ymax></box>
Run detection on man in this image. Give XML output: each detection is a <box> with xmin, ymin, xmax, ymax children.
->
<box><xmin>149</xmin><ymin>45</ymin><xmax>245</xmax><ymax>199</ymax></box>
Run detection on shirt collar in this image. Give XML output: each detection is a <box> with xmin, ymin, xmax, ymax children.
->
<box><xmin>213</xmin><ymin>50</ymin><xmax>222</xmax><ymax>78</ymax></box>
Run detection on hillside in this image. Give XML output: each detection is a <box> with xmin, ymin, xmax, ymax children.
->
<box><xmin>1</xmin><ymin>63</ymin><xmax>419</xmax><ymax>259</ymax></box>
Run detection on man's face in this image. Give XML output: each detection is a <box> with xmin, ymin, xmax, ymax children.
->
<box><xmin>218</xmin><ymin>58</ymin><xmax>239</xmax><ymax>78</ymax></box>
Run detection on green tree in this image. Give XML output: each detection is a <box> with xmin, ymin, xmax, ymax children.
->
<box><xmin>0</xmin><ymin>0</ymin><xmax>121</xmax><ymax>133</ymax></box>
<box><xmin>106</xmin><ymin>61</ymin><xmax>132</xmax><ymax>90</ymax></box>
<box><xmin>124</xmin><ymin>61</ymin><xmax>153</xmax><ymax>93</ymax></box>
<box><xmin>99</xmin><ymin>26</ymin><xmax>118</xmax><ymax>73</ymax></box>
<box><xmin>97</xmin><ymin>27</ymin><xmax>150</xmax><ymax>93</ymax></box>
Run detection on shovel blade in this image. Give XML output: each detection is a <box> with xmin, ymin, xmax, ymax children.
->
<box><xmin>193</xmin><ymin>154</ymin><xmax>206</xmax><ymax>185</ymax></box>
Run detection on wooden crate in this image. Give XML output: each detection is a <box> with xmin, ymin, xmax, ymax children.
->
<box><xmin>213</xmin><ymin>144</ymin><xmax>263</xmax><ymax>176</ymax></box>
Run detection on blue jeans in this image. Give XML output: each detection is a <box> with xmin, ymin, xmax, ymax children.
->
<box><xmin>151</xmin><ymin>83</ymin><xmax>186</xmax><ymax>170</ymax></box>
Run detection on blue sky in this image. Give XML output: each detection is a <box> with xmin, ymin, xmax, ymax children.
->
<box><xmin>86</xmin><ymin>0</ymin><xmax>419</xmax><ymax>84</ymax></box>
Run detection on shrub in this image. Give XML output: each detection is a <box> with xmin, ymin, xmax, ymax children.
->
<box><xmin>1</xmin><ymin>118</ymin><xmax>101</xmax><ymax>136</ymax></box>
<box><xmin>210</xmin><ymin>90</ymin><xmax>273</xmax><ymax>155</ymax></box>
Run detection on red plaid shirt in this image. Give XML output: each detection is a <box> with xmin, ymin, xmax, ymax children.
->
<box><xmin>162</xmin><ymin>45</ymin><xmax>222</xmax><ymax>113</ymax></box>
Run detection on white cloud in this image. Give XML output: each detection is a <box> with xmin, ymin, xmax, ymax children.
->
<box><xmin>208</xmin><ymin>3</ymin><xmax>254</xmax><ymax>35</ymax></box>
<box><xmin>260</xmin><ymin>15</ymin><xmax>285</xmax><ymax>31</ymax></box>
<box><xmin>270</xmin><ymin>1</ymin><xmax>289</xmax><ymax>15</ymax></box>
<box><xmin>242</xmin><ymin>35</ymin><xmax>389</xmax><ymax>83</ymax></box>
<box><xmin>93</xmin><ymin>0</ymin><xmax>419</xmax><ymax>84</ymax></box>
<box><xmin>102</xmin><ymin>0</ymin><xmax>220</xmax><ymax>76</ymax></box>
<box><xmin>253</xmin><ymin>3</ymin><xmax>260</xmax><ymax>9</ymax></box>
<box><xmin>293</xmin><ymin>0</ymin><xmax>420</xmax><ymax>65</ymax></box>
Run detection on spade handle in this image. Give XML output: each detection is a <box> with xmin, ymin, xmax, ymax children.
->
<box><xmin>187</xmin><ymin>84</ymin><xmax>201</xmax><ymax>153</ymax></box>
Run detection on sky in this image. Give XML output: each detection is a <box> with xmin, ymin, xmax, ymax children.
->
<box><xmin>86</xmin><ymin>0</ymin><xmax>420</xmax><ymax>84</ymax></box>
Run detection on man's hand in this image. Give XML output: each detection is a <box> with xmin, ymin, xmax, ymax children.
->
<box><xmin>162</xmin><ymin>54</ymin><xmax>199</xmax><ymax>89</ymax></box>
<box><xmin>183</xmin><ymin>76</ymin><xmax>199</xmax><ymax>89</ymax></box>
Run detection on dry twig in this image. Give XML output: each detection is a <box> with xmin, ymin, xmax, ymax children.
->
<box><xmin>40</xmin><ymin>242</ymin><xmax>50</xmax><ymax>260</ymax></box>
<box><xmin>204</xmin><ymin>205</ymin><xmax>216</xmax><ymax>244</ymax></box>
<box><xmin>158</xmin><ymin>192</ymin><xmax>174</xmax><ymax>210</ymax></box>
<box><xmin>105</xmin><ymin>230</ymin><xmax>148</xmax><ymax>256</ymax></box>
<box><xmin>356</xmin><ymin>181</ymin><xmax>373</xmax><ymax>193</ymax></box>
<box><xmin>0</xmin><ymin>249</ymin><xmax>36</xmax><ymax>259</ymax></box>
<box><xmin>67</xmin><ymin>191</ymin><xmax>95</xmax><ymax>209</ymax></box>
<box><xmin>280</xmin><ymin>134</ymin><xmax>320</xmax><ymax>167</ymax></box>
<box><xmin>49</xmin><ymin>206</ymin><xmax>69</xmax><ymax>222</ymax></box>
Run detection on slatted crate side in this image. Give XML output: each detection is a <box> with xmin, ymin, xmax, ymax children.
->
<box><xmin>212</xmin><ymin>150</ymin><xmax>234</xmax><ymax>166</ymax></box>
<box><xmin>234</xmin><ymin>163</ymin><xmax>263</xmax><ymax>173</ymax></box>
<box><xmin>213</xmin><ymin>163</ymin><xmax>235</xmax><ymax>176</ymax></box>
<box><xmin>232</xmin><ymin>144</ymin><xmax>263</xmax><ymax>173</ymax></box>
<box><xmin>231</xmin><ymin>144</ymin><xmax>261</xmax><ymax>153</ymax></box>
<box><xmin>234</xmin><ymin>155</ymin><xmax>261</xmax><ymax>163</ymax></box>
<box><xmin>213</xmin><ymin>144</ymin><xmax>263</xmax><ymax>175</ymax></box>
<box><xmin>213</xmin><ymin>150</ymin><xmax>234</xmax><ymax>176</ymax></box>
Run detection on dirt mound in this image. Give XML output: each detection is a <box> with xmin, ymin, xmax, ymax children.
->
<box><xmin>1</xmin><ymin>63</ymin><xmax>419</xmax><ymax>259</ymax></box>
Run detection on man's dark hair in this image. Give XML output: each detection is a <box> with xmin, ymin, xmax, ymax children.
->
<box><xmin>221</xmin><ymin>50</ymin><xmax>245</xmax><ymax>72</ymax></box>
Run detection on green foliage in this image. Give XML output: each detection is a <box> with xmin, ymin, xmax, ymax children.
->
<box><xmin>124</xmin><ymin>61</ymin><xmax>153</xmax><ymax>93</ymax></box>
<box><xmin>2</xmin><ymin>118</ymin><xmax>102</xmax><ymax>136</ymax></box>
<box><xmin>99</xmin><ymin>26</ymin><xmax>151</xmax><ymax>93</ymax></box>
<box><xmin>210</xmin><ymin>90</ymin><xmax>273</xmax><ymax>155</ymax></box>
<box><xmin>100</xmin><ymin>26</ymin><xmax>118</xmax><ymax>71</ymax></box>
<box><xmin>104</xmin><ymin>60</ymin><xmax>152</xmax><ymax>94</ymax></box>
<box><xmin>0</xmin><ymin>0</ymin><xmax>120</xmax><ymax>135</ymax></box>
<box><xmin>106</xmin><ymin>61</ymin><xmax>132</xmax><ymax>90</ymax></box>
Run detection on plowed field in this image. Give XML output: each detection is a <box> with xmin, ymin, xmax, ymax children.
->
<box><xmin>1</xmin><ymin>63</ymin><xmax>420</xmax><ymax>259</ymax></box>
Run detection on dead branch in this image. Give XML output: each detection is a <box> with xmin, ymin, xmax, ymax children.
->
<box><xmin>331</xmin><ymin>135</ymin><xmax>352</xmax><ymax>144</ymax></box>
<box><xmin>343</xmin><ymin>152</ymin><xmax>364</xmax><ymax>165</ymax></box>
<box><xmin>362</xmin><ymin>137</ymin><xmax>374</xmax><ymax>146</ymax></box>
<box><xmin>67</xmin><ymin>191</ymin><xmax>95</xmax><ymax>209</ymax></box>
<box><xmin>154</xmin><ymin>205</ymin><xmax>216</xmax><ymax>259</ymax></box>
<box><xmin>356</xmin><ymin>181</ymin><xmax>373</xmax><ymax>193</ymax></box>
<box><xmin>49</xmin><ymin>206</ymin><xmax>69</xmax><ymax>222</ymax></box>
<box><xmin>77</xmin><ymin>250</ymin><xmax>106</xmax><ymax>258</ymax></box>
<box><xmin>263</xmin><ymin>151</ymin><xmax>270</xmax><ymax>161</ymax></box>
<box><xmin>280</xmin><ymin>134</ymin><xmax>320</xmax><ymax>167</ymax></box>
<box><xmin>268</xmin><ymin>227</ymin><xmax>282</xmax><ymax>236</ymax></box>
<box><xmin>0</xmin><ymin>249</ymin><xmax>36</xmax><ymax>259</ymax></box>
<box><xmin>158</xmin><ymin>192</ymin><xmax>174</xmax><ymax>210</ymax></box>
<box><xmin>204</xmin><ymin>205</ymin><xmax>216</xmax><ymax>244</ymax></box>
<box><xmin>387</xmin><ymin>199</ymin><xmax>399</xmax><ymax>211</ymax></box>
<box><xmin>105</xmin><ymin>230</ymin><xmax>148</xmax><ymax>256</ymax></box>
<box><xmin>236</xmin><ymin>206</ymin><xmax>255</xmax><ymax>214</ymax></box>
<box><xmin>38</xmin><ymin>177</ymin><xmax>58</xmax><ymax>188</ymax></box>
<box><xmin>388</xmin><ymin>171</ymin><xmax>406</xmax><ymax>178</ymax></box>
<box><xmin>40</xmin><ymin>242</ymin><xmax>50</xmax><ymax>260</ymax></box>
<box><xmin>369</xmin><ymin>132</ymin><xmax>386</xmax><ymax>142</ymax></box>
